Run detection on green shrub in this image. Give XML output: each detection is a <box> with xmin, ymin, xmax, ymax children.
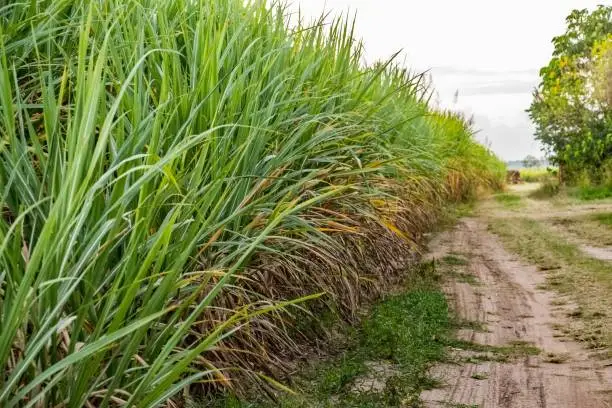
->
<box><xmin>591</xmin><ymin>213</ymin><xmax>612</xmax><ymax>226</ymax></box>
<box><xmin>573</xmin><ymin>185</ymin><xmax>612</xmax><ymax>200</ymax></box>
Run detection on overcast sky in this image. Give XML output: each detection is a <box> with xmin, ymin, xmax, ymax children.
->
<box><xmin>288</xmin><ymin>0</ymin><xmax>607</xmax><ymax>161</ymax></box>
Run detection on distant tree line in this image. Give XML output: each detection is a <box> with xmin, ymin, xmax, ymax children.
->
<box><xmin>522</xmin><ymin>155</ymin><xmax>539</xmax><ymax>168</ymax></box>
<box><xmin>528</xmin><ymin>5</ymin><xmax>612</xmax><ymax>183</ymax></box>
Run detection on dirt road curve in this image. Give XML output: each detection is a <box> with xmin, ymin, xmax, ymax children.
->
<box><xmin>421</xmin><ymin>218</ymin><xmax>612</xmax><ymax>408</ymax></box>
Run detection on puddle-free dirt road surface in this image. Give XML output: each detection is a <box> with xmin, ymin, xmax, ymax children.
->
<box><xmin>421</xmin><ymin>216</ymin><xmax>612</xmax><ymax>408</ymax></box>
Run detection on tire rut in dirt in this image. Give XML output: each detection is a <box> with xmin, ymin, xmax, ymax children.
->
<box><xmin>421</xmin><ymin>218</ymin><xmax>612</xmax><ymax>408</ymax></box>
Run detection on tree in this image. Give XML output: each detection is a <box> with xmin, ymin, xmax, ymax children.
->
<box><xmin>522</xmin><ymin>155</ymin><xmax>539</xmax><ymax>168</ymax></box>
<box><xmin>528</xmin><ymin>6</ymin><xmax>612</xmax><ymax>181</ymax></box>
<box><xmin>592</xmin><ymin>35</ymin><xmax>612</xmax><ymax>108</ymax></box>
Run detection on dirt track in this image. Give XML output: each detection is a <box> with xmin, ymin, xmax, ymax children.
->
<box><xmin>421</xmin><ymin>217</ymin><xmax>612</xmax><ymax>408</ymax></box>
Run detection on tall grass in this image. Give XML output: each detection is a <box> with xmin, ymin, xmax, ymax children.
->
<box><xmin>520</xmin><ymin>167</ymin><xmax>555</xmax><ymax>183</ymax></box>
<box><xmin>0</xmin><ymin>0</ymin><xmax>504</xmax><ymax>406</ymax></box>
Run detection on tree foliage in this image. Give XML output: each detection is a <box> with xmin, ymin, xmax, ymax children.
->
<box><xmin>528</xmin><ymin>5</ymin><xmax>612</xmax><ymax>181</ymax></box>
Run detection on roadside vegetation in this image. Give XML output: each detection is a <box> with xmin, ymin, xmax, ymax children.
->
<box><xmin>529</xmin><ymin>5</ymin><xmax>612</xmax><ymax>187</ymax></box>
<box><xmin>212</xmin><ymin>256</ymin><xmax>542</xmax><ymax>408</ymax></box>
<box><xmin>493</xmin><ymin>193</ymin><xmax>523</xmax><ymax>208</ymax></box>
<box><xmin>0</xmin><ymin>0</ymin><xmax>505</xmax><ymax>406</ymax></box>
<box><xmin>593</xmin><ymin>212</ymin><xmax>612</xmax><ymax>226</ymax></box>
<box><xmin>529</xmin><ymin>183</ymin><xmax>612</xmax><ymax>201</ymax></box>
<box><xmin>572</xmin><ymin>185</ymin><xmax>612</xmax><ymax>201</ymax></box>
<box><xmin>214</xmin><ymin>262</ymin><xmax>452</xmax><ymax>408</ymax></box>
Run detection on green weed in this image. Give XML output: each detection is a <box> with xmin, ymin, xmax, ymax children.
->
<box><xmin>573</xmin><ymin>185</ymin><xmax>612</xmax><ymax>201</ymax></box>
<box><xmin>442</xmin><ymin>255</ymin><xmax>469</xmax><ymax>266</ymax></box>
<box><xmin>494</xmin><ymin>193</ymin><xmax>523</xmax><ymax>208</ymax></box>
<box><xmin>591</xmin><ymin>213</ymin><xmax>612</xmax><ymax>226</ymax></box>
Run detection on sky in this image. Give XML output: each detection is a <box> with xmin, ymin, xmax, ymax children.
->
<box><xmin>288</xmin><ymin>0</ymin><xmax>607</xmax><ymax>161</ymax></box>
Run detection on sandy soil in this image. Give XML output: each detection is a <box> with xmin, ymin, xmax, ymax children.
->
<box><xmin>421</xmin><ymin>218</ymin><xmax>612</xmax><ymax>408</ymax></box>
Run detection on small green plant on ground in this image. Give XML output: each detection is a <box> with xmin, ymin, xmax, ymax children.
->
<box><xmin>452</xmin><ymin>273</ymin><xmax>482</xmax><ymax>286</ymax></box>
<box><xmin>439</xmin><ymin>254</ymin><xmax>480</xmax><ymax>285</ymax></box>
<box><xmin>442</xmin><ymin>255</ymin><xmax>469</xmax><ymax>266</ymax></box>
<box><xmin>449</xmin><ymin>340</ymin><xmax>541</xmax><ymax>362</ymax></box>
<box><xmin>454</xmin><ymin>319</ymin><xmax>489</xmax><ymax>332</ymax></box>
<box><xmin>493</xmin><ymin>193</ymin><xmax>523</xmax><ymax>208</ymax></box>
<box><xmin>591</xmin><ymin>213</ymin><xmax>612</xmax><ymax>226</ymax></box>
